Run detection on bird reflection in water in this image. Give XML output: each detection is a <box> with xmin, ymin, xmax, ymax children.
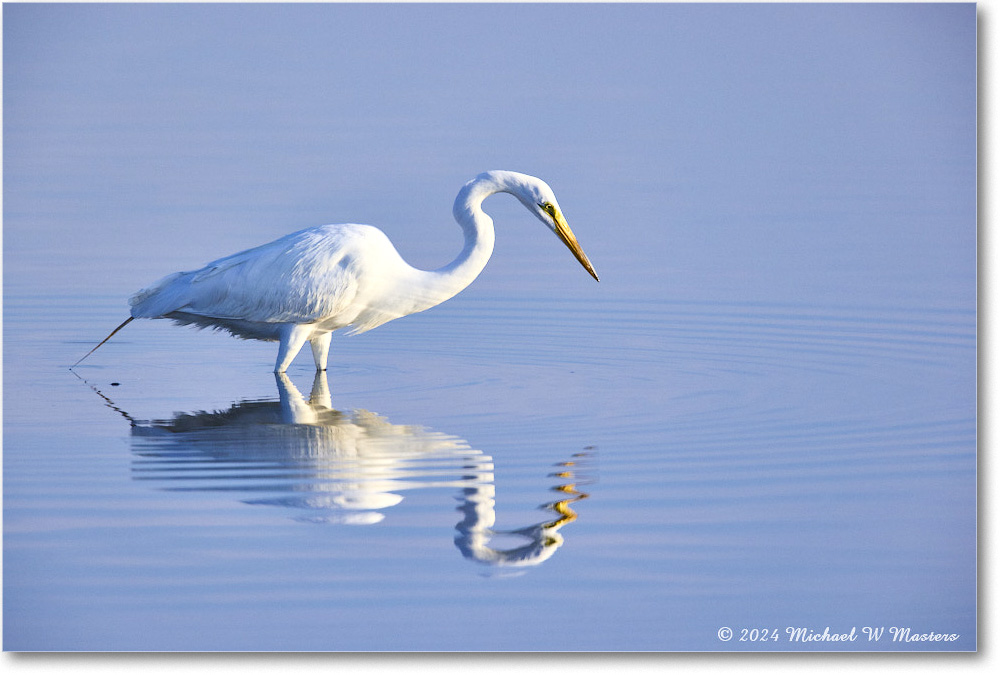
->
<box><xmin>82</xmin><ymin>371</ymin><xmax>592</xmax><ymax>569</ymax></box>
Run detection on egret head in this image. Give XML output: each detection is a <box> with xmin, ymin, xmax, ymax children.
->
<box><xmin>503</xmin><ymin>173</ymin><xmax>600</xmax><ymax>282</ymax></box>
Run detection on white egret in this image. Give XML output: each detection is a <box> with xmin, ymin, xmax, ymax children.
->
<box><xmin>74</xmin><ymin>170</ymin><xmax>598</xmax><ymax>372</ymax></box>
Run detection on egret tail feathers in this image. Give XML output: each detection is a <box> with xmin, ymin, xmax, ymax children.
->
<box><xmin>72</xmin><ymin>316</ymin><xmax>134</xmax><ymax>367</ymax></box>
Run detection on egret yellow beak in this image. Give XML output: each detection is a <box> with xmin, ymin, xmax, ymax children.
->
<box><xmin>553</xmin><ymin>212</ymin><xmax>600</xmax><ymax>281</ymax></box>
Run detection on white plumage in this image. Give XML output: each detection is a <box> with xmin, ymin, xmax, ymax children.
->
<box><xmin>132</xmin><ymin>224</ymin><xmax>390</xmax><ymax>337</ymax></box>
<box><xmin>75</xmin><ymin>170</ymin><xmax>599</xmax><ymax>373</ymax></box>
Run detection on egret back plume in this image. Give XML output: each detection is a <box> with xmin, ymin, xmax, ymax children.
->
<box><xmin>72</xmin><ymin>317</ymin><xmax>134</xmax><ymax>367</ymax></box>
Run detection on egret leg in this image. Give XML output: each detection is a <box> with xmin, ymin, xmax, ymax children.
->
<box><xmin>275</xmin><ymin>324</ymin><xmax>312</xmax><ymax>373</ymax></box>
<box><xmin>309</xmin><ymin>332</ymin><xmax>332</xmax><ymax>371</ymax></box>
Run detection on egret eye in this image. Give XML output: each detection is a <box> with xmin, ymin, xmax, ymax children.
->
<box><xmin>541</xmin><ymin>202</ymin><xmax>557</xmax><ymax>217</ymax></box>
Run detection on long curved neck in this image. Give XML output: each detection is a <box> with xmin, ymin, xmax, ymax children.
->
<box><xmin>444</xmin><ymin>175</ymin><xmax>503</xmax><ymax>280</ymax></box>
<box><xmin>409</xmin><ymin>173</ymin><xmax>509</xmax><ymax>309</ymax></box>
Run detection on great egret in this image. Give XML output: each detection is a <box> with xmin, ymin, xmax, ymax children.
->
<box><xmin>74</xmin><ymin>170</ymin><xmax>599</xmax><ymax>372</ymax></box>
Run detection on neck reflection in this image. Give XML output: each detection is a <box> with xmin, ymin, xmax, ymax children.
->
<box><xmin>455</xmin><ymin>456</ymin><xmax>589</xmax><ymax>568</ymax></box>
<box><xmin>88</xmin><ymin>371</ymin><xmax>591</xmax><ymax>569</ymax></box>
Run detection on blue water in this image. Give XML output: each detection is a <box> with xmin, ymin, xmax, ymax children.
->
<box><xmin>3</xmin><ymin>3</ymin><xmax>976</xmax><ymax>651</ymax></box>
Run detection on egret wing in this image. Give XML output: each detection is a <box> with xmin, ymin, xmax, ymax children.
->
<box><xmin>130</xmin><ymin>225</ymin><xmax>370</xmax><ymax>325</ymax></box>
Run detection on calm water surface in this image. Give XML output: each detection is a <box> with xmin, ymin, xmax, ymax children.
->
<box><xmin>3</xmin><ymin>293</ymin><xmax>976</xmax><ymax>650</ymax></box>
<box><xmin>3</xmin><ymin>3</ymin><xmax>976</xmax><ymax>651</ymax></box>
